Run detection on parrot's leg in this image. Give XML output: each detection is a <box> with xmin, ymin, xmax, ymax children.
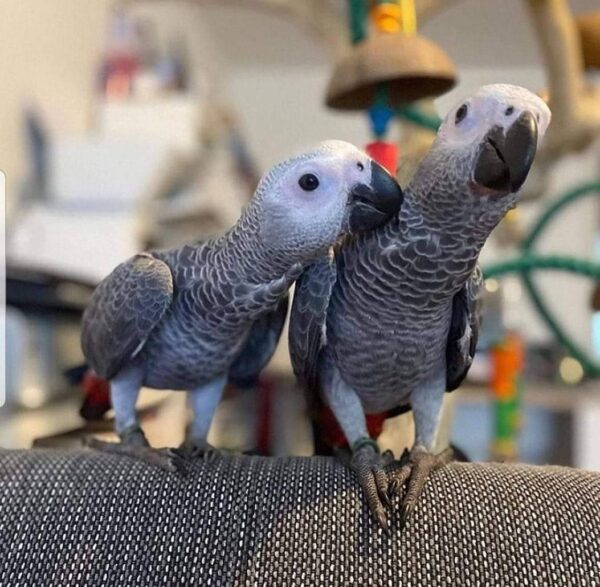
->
<box><xmin>176</xmin><ymin>375</ymin><xmax>228</xmax><ymax>461</ymax></box>
<box><xmin>389</xmin><ymin>375</ymin><xmax>454</xmax><ymax>524</ymax></box>
<box><xmin>87</xmin><ymin>366</ymin><xmax>183</xmax><ymax>472</ymax></box>
<box><xmin>325</xmin><ymin>368</ymin><xmax>392</xmax><ymax>532</ymax></box>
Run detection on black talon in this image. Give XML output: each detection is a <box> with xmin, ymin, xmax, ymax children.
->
<box><xmin>380</xmin><ymin>487</ymin><xmax>392</xmax><ymax>509</ymax></box>
<box><xmin>376</xmin><ymin>510</ymin><xmax>391</xmax><ymax>536</ymax></box>
<box><xmin>374</xmin><ymin>465</ymin><xmax>392</xmax><ymax>508</ymax></box>
<box><xmin>401</xmin><ymin>501</ymin><xmax>415</xmax><ymax>527</ymax></box>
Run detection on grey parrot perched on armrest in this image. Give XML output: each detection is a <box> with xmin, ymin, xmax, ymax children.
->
<box><xmin>81</xmin><ymin>140</ymin><xmax>403</xmax><ymax>468</ymax></box>
<box><xmin>289</xmin><ymin>85</ymin><xmax>551</xmax><ymax>530</ymax></box>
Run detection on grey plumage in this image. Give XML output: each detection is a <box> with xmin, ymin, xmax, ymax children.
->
<box><xmin>228</xmin><ymin>294</ymin><xmax>289</xmax><ymax>388</ymax></box>
<box><xmin>82</xmin><ymin>252</ymin><xmax>174</xmax><ymax>381</ymax></box>
<box><xmin>81</xmin><ymin>140</ymin><xmax>402</xmax><ymax>459</ymax></box>
<box><xmin>290</xmin><ymin>242</ymin><xmax>482</xmax><ymax>409</ymax></box>
<box><xmin>289</xmin><ymin>253</ymin><xmax>337</xmax><ymax>401</ymax></box>
<box><xmin>290</xmin><ymin>85</ymin><xmax>551</xmax><ymax>527</ymax></box>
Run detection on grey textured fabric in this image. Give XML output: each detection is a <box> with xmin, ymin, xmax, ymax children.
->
<box><xmin>0</xmin><ymin>449</ymin><xmax>598</xmax><ymax>586</ymax></box>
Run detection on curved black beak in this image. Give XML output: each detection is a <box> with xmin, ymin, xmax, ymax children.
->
<box><xmin>473</xmin><ymin>111</ymin><xmax>538</xmax><ymax>193</ymax></box>
<box><xmin>348</xmin><ymin>161</ymin><xmax>403</xmax><ymax>233</ymax></box>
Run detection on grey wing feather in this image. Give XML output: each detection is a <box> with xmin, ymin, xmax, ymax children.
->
<box><xmin>81</xmin><ymin>253</ymin><xmax>174</xmax><ymax>379</ymax></box>
<box><xmin>228</xmin><ymin>294</ymin><xmax>289</xmax><ymax>388</ymax></box>
<box><xmin>289</xmin><ymin>254</ymin><xmax>337</xmax><ymax>397</ymax></box>
<box><xmin>446</xmin><ymin>264</ymin><xmax>484</xmax><ymax>392</ymax></box>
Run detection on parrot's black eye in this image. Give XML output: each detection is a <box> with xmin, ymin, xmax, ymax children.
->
<box><xmin>298</xmin><ymin>173</ymin><xmax>319</xmax><ymax>191</ymax></box>
<box><xmin>357</xmin><ymin>162</ymin><xmax>365</xmax><ymax>171</ymax></box>
<box><xmin>455</xmin><ymin>104</ymin><xmax>468</xmax><ymax>125</ymax></box>
<box><xmin>505</xmin><ymin>106</ymin><xmax>515</xmax><ymax>116</ymax></box>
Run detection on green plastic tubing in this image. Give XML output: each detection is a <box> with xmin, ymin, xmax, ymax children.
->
<box><xmin>484</xmin><ymin>182</ymin><xmax>600</xmax><ymax>377</ymax></box>
<box><xmin>348</xmin><ymin>0</ymin><xmax>368</xmax><ymax>44</ymax></box>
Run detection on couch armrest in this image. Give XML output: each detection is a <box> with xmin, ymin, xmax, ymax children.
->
<box><xmin>0</xmin><ymin>449</ymin><xmax>598</xmax><ymax>586</ymax></box>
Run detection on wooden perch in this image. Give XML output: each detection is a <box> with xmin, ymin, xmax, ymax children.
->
<box><xmin>526</xmin><ymin>0</ymin><xmax>600</xmax><ymax>160</ymax></box>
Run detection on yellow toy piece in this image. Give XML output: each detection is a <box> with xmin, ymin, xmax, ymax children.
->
<box><xmin>370</xmin><ymin>0</ymin><xmax>416</xmax><ymax>36</ymax></box>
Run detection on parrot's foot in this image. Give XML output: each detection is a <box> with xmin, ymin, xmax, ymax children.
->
<box><xmin>341</xmin><ymin>438</ymin><xmax>394</xmax><ymax>533</ymax></box>
<box><xmin>85</xmin><ymin>425</ymin><xmax>184</xmax><ymax>473</ymax></box>
<box><xmin>172</xmin><ymin>439</ymin><xmax>223</xmax><ymax>463</ymax></box>
<box><xmin>389</xmin><ymin>446</ymin><xmax>454</xmax><ymax>525</ymax></box>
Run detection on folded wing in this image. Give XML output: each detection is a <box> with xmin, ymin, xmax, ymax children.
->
<box><xmin>446</xmin><ymin>265</ymin><xmax>483</xmax><ymax>392</ymax></box>
<box><xmin>81</xmin><ymin>253</ymin><xmax>174</xmax><ymax>379</ymax></box>
<box><xmin>289</xmin><ymin>254</ymin><xmax>337</xmax><ymax>397</ymax></box>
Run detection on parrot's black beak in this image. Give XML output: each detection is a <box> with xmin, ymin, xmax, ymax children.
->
<box><xmin>473</xmin><ymin>111</ymin><xmax>538</xmax><ymax>194</ymax></box>
<box><xmin>347</xmin><ymin>161</ymin><xmax>403</xmax><ymax>233</ymax></box>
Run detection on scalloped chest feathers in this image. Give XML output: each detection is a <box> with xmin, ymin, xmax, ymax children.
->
<box><xmin>326</xmin><ymin>214</ymin><xmax>479</xmax><ymax>413</ymax></box>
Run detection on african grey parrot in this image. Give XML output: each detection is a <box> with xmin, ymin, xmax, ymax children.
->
<box><xmin>81</xmin><ymin>140</ymin><xmax>403</xmax><ymax>468</ymax></box>
<box><xmin>289</xmin><ymin>85</ymin><xmax>551</xmax><ymax>529</ymax></box>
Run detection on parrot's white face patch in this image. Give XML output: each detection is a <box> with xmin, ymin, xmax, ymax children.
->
<box><xmin>258</xmin><ymin>140</ymin><xmax>372</xmax><ymax>251</ymax></box>
<box><xmin>278</xmin><ymin>140</ymin><xmax>370</xmax><ymax>207</ymax></box>
<box><xmin>438</xmin><ymin>83</ymin><xmax>551</xmax><ymax>150</ymax></box>
<box><xmin>423</xmin><ymin>83</ymin><xmax>552</xmax><ymax>199</ymax></box>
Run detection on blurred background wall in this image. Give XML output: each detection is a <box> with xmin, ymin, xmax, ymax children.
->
<box><xmin>0</xmin><ymin>0</ymin><xmax>113</xmax><ymax>218</ymax></box>
<box><xmin>1</xmin><ymin>0</ymin><xmax>598</xmax><ymax>466</ymax></box>
<box><xmin>2</xmin><ymin>0</ymin><xmax>597</xmax><ymax>339</ymax></box>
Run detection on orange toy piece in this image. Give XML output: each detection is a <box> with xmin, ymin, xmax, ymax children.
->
<box><xmin>370</xmin><ymin>1</ymin><xmax>416</xmax><ymax>36</ymax></box>
<box><xmin>490</xmin><ymin>331</ymin><xmax>525</xmax><ymax>461</ymax></box>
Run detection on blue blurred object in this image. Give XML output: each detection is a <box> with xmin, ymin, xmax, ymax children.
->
<box><xmin>23</xmin><ymin>103</ymin><xmax>49</xmax><ymax>200</ymax></box>
<box><xmin>368</xmin><ymin>104</ymin><xmax>394</xmax><ymax>138</ymax></box>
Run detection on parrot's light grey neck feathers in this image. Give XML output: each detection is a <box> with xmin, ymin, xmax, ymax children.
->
<box><xmin>218</xmin><ymin>198</ymin><xmax>308</xmax><ymax>284</ymax></box>
<box><xmin>405</xmin><ymin>147</ymin><xmax>516</xmax><ymax>245</ymax></box>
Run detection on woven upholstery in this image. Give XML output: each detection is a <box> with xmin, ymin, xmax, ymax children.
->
<box><xmin>0</xmin><ymin>449</ymin><xmax>598</xmax><ymax>586</ymax></box>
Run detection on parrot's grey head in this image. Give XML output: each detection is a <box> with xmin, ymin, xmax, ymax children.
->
<box><xmin>254</xmin><ymin>140</ymin><xmax>403</xmax><ymax>254</ymax></box>
<box><xmin>415</xmin><ymin>84</ymin><xmax>550</xmax><ymax>231</ymax></box>
<box><xmin>438</xmin><ymin>84</ymin><xmax>550</xmax><ymax>194</ymax></box>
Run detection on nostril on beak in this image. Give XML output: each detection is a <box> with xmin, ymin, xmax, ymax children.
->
<box><xmin>346</xmin><ymin>161</ymin><xmax>403</xmax><ymax>233</ymax></box>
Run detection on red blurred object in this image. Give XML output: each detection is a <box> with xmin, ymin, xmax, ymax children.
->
<box><xmin>320</xmin><ymin>406</ymin><xmax>387</xmax><ymax>450</ymax></box>
<box><xmin>99</xmin><ymin>11</ymin><xmax>141</xmax><ymax>100</ymax></box>
<box><xmin>80</xmin><ymin>371</ymin><xmax>111</xmax><ymax>421</ymax></box>
<box><xmin>103</xmin><ymin>55</ymin><xmax>139</xmax><ymax>100</ymax></box>
<box><xmin>366</xmin><ymin>141</ymin><xmax>399</xmax><ymax>174</ymax></box>
<box><xmin>256</xmin><ymin>376</ymin><xmax>274</xmax><ymax>455</ymax></box>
